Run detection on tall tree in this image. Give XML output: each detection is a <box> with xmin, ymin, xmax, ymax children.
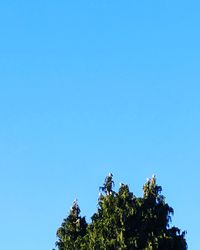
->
<box><xmin>54</xmin><ymin>174</ymin><xmax>187</xmax><ymax>250</ymax></box>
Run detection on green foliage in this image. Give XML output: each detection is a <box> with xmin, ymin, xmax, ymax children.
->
<box><xmin>54</xmin><ymin>174</ymin><xmax>187</xmax><ymax>250</ymax></box>
<box><xmin>55</xmin><ymin>199</ymin><xmax>87</xmax><ymax>250</ymax></box>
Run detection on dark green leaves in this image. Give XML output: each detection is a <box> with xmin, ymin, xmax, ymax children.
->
<box><xmin>54</xmin><ymin>174</ymin><xmax>187</xmax><ymax>250</ymax></box>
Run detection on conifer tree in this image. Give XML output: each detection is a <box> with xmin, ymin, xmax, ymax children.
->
<box><xmin>54</xmin><ymin>174</ymin><xmax>187</xmax><ymax>250</ymax></box>
<box><xmin>55</xmin><ymin>199</ymin><xmax>87</xmax><ymax>250</ymax></box>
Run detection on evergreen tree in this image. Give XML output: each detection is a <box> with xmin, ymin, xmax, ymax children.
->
<box><xmin>54</xmin><ymin>174</ymin><xmax>187</xmax><ymax>250</ymax></box>
<box><xmin>55</xmin><ymin>199</ymin><xmax>87</xmax><ymax>250</ymax></box>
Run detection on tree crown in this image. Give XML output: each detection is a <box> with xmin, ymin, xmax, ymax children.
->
<box><xmin>54</xmin><ymin>174</ymin><xmax>187</xmax><ymax>250</ymax></box>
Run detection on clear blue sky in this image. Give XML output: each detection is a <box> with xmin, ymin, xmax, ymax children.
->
<box><xmin>0</xmin><ymin>1</ymin><xmax>199</xmax><ymax>249</ymax></box>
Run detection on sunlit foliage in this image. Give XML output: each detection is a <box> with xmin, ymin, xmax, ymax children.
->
<box><xmin>54</xmin><ymin>174</ymin><xmax>187</xmax><ymax>250</ymax></box>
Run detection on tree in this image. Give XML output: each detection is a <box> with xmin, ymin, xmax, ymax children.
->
<box><xmin>55</xmin><ymin>199</ymin><xmax>87</xmax><ymax>250</ymax></box>
<box><xmin>54</xmin><ymin>174</ymin><xmax>187</xmax><ymax>250</ymax></box>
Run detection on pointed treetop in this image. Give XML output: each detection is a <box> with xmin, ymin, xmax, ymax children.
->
<box><xmin>99</xmin><ymin>173</ymin><xmax>115</xmax><ymax>195</ymax></box>
<box><xmin>70</xmin><ymin>199</ymin><xmax>80</xmax><ymax>218</ymax></box>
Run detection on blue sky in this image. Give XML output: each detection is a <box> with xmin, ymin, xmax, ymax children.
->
<box><xmin>0</xmin><ymin>1</ymin><xmax>199</xmax><ymax>249</ymax></box>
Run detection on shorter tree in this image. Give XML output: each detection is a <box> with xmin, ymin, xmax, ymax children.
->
<box><xmin>55</xmin><ymin>199</ymin><xmax>87</xmax><ymax>250</ymax></box>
